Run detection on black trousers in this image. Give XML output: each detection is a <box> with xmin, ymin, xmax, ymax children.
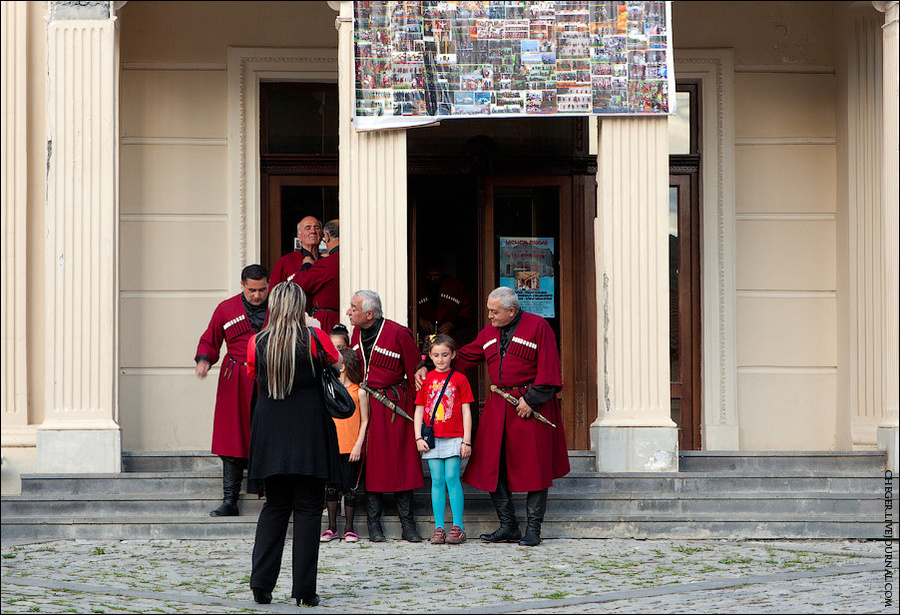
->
<box><xmin>250</xmin><ymin>474</ymin><xmax>326</xmax><ymax>600</ymax></box>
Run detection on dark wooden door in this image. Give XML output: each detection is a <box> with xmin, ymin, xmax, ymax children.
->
<box><xmin>261</xmin><ymin>175</ymin><xmax>338</xmax><ymax>275</ymax></box>
<box><xmin>482</xmin><ymin>176</ymin><xmax>594</xmax><ymax>450</ymax></box>
<box><xmin>669</xmin><ymin>174</ymin><xmax>701</xmax><ymax>450</ymax></box>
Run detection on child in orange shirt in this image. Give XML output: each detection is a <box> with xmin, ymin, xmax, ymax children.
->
<box><xmin>321</xmin><ymin>347</ymin><xmax>369</xmax><ymax>543</ymax></box>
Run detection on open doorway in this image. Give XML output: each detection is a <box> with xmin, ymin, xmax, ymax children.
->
<box><xmin>407</xmin><ymin>118</ymin><xmax>597</xmax><ymax>449</ymax></box>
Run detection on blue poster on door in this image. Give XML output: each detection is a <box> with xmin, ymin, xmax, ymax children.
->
<box><xmin>498</xmin><ymin>237</ymin><xmax>555</xmax><ymax>318</ymax></box>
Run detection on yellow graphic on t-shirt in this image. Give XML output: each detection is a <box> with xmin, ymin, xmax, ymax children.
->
<box><xmin>428</xmin><ymin>378</ymin><xmax>455</xmax><ymax>424</ymax></box>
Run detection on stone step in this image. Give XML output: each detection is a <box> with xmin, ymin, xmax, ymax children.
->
<box><xmin>18</xmin><ymin>471</ymin><xmax>891</xmax><ymax>496</ymax></box>
<box><xmin>121</xmin><ymin>451</ymin><xmax>221</xmax><ymax>473</ymax></box>
<box><xmin>1</xmin><ymin>513</ymin><xmax>891</xmax><ymax>541</ymax></box>
<box><xmin>678</xmin><ymin>450</ymin><xmax>887</xmax><ymax>473</ymax></box>
<box><xmin>120</xmin><ymin>450</ymin><xmax>599</xmax><ymax>474</ymax></box>
<box><xmin>119</xmin><ymin>450</ymin><xmax>888</xmax><ymax>475</ymax></box>
<box><xmin>7</xmin><ymin>450</ymin><xmax>892</xmax><ymax>541</ymax></box>
<box><xmin>3</xmin><ymin>490</ymin><xmax>892</xmax><ymax>518</ymax></box>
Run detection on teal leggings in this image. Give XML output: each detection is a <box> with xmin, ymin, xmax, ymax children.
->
<box><xmin>427</xmin><ymin>457</ymin><xmax>464</xmax><ymax>530</ymax></box>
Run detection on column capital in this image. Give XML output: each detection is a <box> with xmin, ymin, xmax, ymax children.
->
<box><xmin>872</xmin><ymin>1</ymin><xmax>899</xmax><ymax>15</ymax></box>
<box><xmin>48</xmin><ymin>1</ymin><xmax>112</xmax><ymax>21</ymax></box>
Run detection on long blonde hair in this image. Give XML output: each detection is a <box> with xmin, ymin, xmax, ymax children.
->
<box><xmin>257</xmin><ymin>282</ymin><xmax>314</xmax><ymax>399</ymax></box>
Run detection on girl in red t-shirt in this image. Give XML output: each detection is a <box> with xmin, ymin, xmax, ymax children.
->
<box><xmin>414</xmin><ymin>334</ymin><xmax>474</xmax><ymax>545</ymax></box>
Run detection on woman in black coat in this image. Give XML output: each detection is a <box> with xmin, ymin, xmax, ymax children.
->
<box><xmin>247</xmin><ymin>282</ymin><xmax>341</xmax><ymax>607</ymax></box>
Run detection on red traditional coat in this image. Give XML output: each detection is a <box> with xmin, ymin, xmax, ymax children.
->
<box><xmin>269</xmin><ymin>248</ymin><xmax>315</xmax><ymax>288</ymax></box>
<box><xmin>417</xmin><ymin>275</ymin><xmax>474</xmax><ymax>329</ymax></box>
<box><xmin>292</xmin><ymin>249</ymin><xmax>340</xmax><ymax>333</ymax></box>
<box><xmin>455</xmin><ymin>312</ymin><xmax>570</xmax><ymax>493</ymax></box>
<box><xmin>351</xmin><ymin>318</ymin><xmax>425</xmax><ymax>492</ymax></box>
<box><xmin>195</xmin><ymin>294</ymin><xmax>258</xmax><ymax>458</ymax></box>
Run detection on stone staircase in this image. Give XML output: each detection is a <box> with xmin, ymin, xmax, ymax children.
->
<box><xmin>2</xmin><ymin>450</ymin><xmax>895</xmax><ymax>541</ymax></box>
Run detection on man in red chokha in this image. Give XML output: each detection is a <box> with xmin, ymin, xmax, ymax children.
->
<box><xmin>269</xmin><ymin>216</ymin><xmax>323</xmax><ymax>287</ymax></box>
<box><xmin>291</xmin><ymin>219</ymin><xmax>340</xmax><ymax>334</ymax></box>
<box><xmin>347</xmin><ymin>290</ymin><xmax>424</xmax><ymax>542</ymax></box>
<box><xmin>416</xmin><ymin>253</ymin><xmax>474</xmax><ymax>343</ymax></box>
<box><xmin>195</xmin><ymin>264</ymin><xmax>270</xmax><ymax>517</ymax></box>
<box><xmin>449</xmin><ymin>286</ymin><xmax>569</xmax><ymax>546</ymax></box>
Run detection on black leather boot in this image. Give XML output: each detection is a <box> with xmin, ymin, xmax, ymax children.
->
<box><xmin>395</xmin><ymin>490</ymin><xmax>422</xmax><ymax>542</ymax></box>
<box><xmin>365</xmin><ymin>492</ymin><xmax>386</xmax><ymax>542</ymax></box>
<box><xmin>210</xmin><ymin>456</ymin><xmax>246</xmax><ymax>517</ymax></box>
<box><xmin>519</xmin><ymin>488</ymin><xmax>548</xmax><ymax>546</ymax></box>
<box><xmin>479</xmin><ymin>481</ymin><xmax>521</xmax><ymax>543</ymax></box>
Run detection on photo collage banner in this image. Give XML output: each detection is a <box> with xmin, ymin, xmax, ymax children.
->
<box><xmin>354</xmin><ymin>1</ymin><xmax>674</xmax><ymax>129</ymax></box>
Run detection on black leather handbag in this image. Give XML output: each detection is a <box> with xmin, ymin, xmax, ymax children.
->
<box><xmin>310</xmin><ymin>328</ymin><xmax>356</xmax><ymax>420</ymax></box>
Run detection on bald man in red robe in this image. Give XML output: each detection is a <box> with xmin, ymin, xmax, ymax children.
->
<box><xmin>291</xmin><ymin>220</ymin><xmax>340</xmax><ymax>334</ymax></box>
<box><xmin>269</xmin><ymin>216</ymin><xmax>322</xmax><ymax>287</ymax></box>
<box><xmin>348</xmin><ymin>290</ymin><xmax>424</xmax><ymax>542</ymax></box>
<box><xmin>453</xmin><ymin>286</ymin><xmax>570</xmax><ymax>546</ymax></box>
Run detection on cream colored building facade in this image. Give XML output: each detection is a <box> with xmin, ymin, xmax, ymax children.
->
<box><xmin>1</xmin><ymin>0</ymin><xmax>897</xmax><ymax>493</ymax></box>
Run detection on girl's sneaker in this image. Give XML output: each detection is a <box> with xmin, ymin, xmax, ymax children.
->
<box><xmin>447</xmin><ymin>525</ymin><xmax>467</xmax><ymax>544</ymax></box>
<box><xmin>320</xmin><ymin>529</ymin><xmax>337</xmax><ymax>542</ymax></box>
<box><xmin>430</xmin><ymin>527</ymin><xmax>446</xmax><ymax>544</ymax></box>
<box><xmin>343</xmin><ymin>531</ymin><xmax>359</xmax><ymax>543</ymax></box>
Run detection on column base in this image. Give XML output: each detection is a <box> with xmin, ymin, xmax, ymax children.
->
<box><xmin>877</xmin><ymin>425</ymin><xmax>899</xmax><ymax>472</ymax></box>
<box><xmin>591</xmin><ymin>425</ymin><xmax>679</xmax><ymax>472</ymax></box>
<box><xmin>36</xmin><ymin>427</ymin><xmax>122</xmax><ymax>474</ymax></box>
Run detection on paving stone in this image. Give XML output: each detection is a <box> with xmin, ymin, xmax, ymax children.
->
<box><xmin>1</xmin><ymin>538</ymin><xmax>895</xmax><ymax>613</ymax></box>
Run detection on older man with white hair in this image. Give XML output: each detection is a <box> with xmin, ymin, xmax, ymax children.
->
<box><xmin>453</xmin><ymin>286</ymin><xmax>570</xmax><ymax>546</ymax></box>
<box><xmin>346</xmin><ymin>290</ymin><xmax>424</xmax><ymax>542</ymax></box>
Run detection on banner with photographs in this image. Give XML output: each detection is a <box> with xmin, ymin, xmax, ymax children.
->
<box><xmin>499</xmin><ymin>237</ymin><xmax>556</xmax><ymax>318</ymax></box>
<box><xmin>354</xmin><ymin>1</ymin><xmax>674</xmax><ymax>129</ymax></box>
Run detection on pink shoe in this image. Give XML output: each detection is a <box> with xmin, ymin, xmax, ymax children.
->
<box><xmin>430</xmin><ymin>527</ymin><xmax>446</xmax><ymax>544</ymax></box>
<box><xmin>343</xmin><ymin>531</ymin><xmax>359</xmax><ymax>543</ymax></box>
<box><xmin>447</xmin><ymin>525</ymin><xmax>467</xmax><ymax>544</ymax></box>
<box><xmin>320</xmin><ymin>529</ymin><xmax>337</xmax><ymax>542</ymax></box>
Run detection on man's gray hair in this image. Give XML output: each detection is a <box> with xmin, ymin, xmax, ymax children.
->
<box><xmin>323</xmin><ymin>219</ymin><xmax>339</xmax><ymax>239</ymax></box>
<box><xmin>489</xmin><ymin>286</ymin><xmax>520</xmax><ymax>311</ymax></box>
<box><xmin>354</xmin><ymin>290</ymin><xmax>383</xmax><ymax>319</ymax></box>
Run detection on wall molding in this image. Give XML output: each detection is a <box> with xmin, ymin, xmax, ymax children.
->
<box><xmin>737</xmin><ymin>290</ymin><xmax>837</xmax><ymax>299</ymax></box>
<box><xmin>121</xmin><ymin>137</ymin><xmax>227</xmax><ymax>146</ymax></box>
<box><xmin>226</xmin><ymin>47</ymin><xmax>338</xmax><ymax>280</ymax></box>
<box><xmin>735</xmin><ymin>213</ymin><xmax>836</xmax><ymax>221</ymax></box>
<box><xmin>120</xmin><ymin>214</ymin><xmax>227</xmax><ymax>223</ymax></box>
<box><xmin>121</xmin><ymin>62</ymin><xmax>227</xmax><ymax>71</ymax></box>
<box><xmin>120</xmin><ymin>290</ymin><xmax>227</xmax><ymax>299</ymax></box>
<box><xmin>738</xmin><ymin>366</ymin><xmax>838</xmax><ymax>375</ymax></box>
<box><xmin>675</xmin><ymin>49</ymin><xmax>738</xmax><ymax>449</ymax></box>
<box><xmin>735</xmin><ymin>137</ymin><xmax>837</xmax><ymax>146</ymax></box>
<box><xmin>734</xmin><ymin>65</ymin><xmax>835</xmax><ymax>74</ymax></box>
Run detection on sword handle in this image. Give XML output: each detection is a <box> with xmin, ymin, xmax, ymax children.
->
<box><xmin>490</xmin><ymin>385</ymin><xmax>556</xmax><ymax>428</ymax></box>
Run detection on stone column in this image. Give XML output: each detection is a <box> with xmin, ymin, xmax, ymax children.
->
<box><xmin>335</xmin><ymin>1</ymin><xmax>409</xmax><ymax>326</ymax></box>
<box><xmin>839</xmin><ymin>8</ymin><xmax>884</xmax><ymax>452</ymax></box>
<box><xmin>1</xmin><ymin>1</ymin><xmax>30</xmax><ymax>432</ymax></box>
<box><xmin>875</xmin><ymin>1</ymin><xmax>899</xmax><ymax>471</ymax></box>
<box><xmin>592</xmin><ymin>117</ymin><xmax>678</xmax><ymax>472</ymax></box>
<box><xmin>36</xmin><ymin>1</ymin><xmax>121</xmax><ymax>473</ymax></box>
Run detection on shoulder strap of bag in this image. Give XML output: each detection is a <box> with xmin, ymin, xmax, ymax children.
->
<box><xmin>309</xmin><ymin>327</ymin><xmax>329</xmax><ymax>369</ymax></box>
<box><xmin>428</xmin><ymin>370</ymin><xmax>455</xmax><ymax>427</ymax></box>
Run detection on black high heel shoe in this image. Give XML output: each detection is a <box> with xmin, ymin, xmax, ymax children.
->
<box><xmin>297</xmin><ymin>594</ymin><xmax>320</xmax><ymax>607</ymax></box>
<box><xmin>252</xmin><ymin>588</ymin><xmax>272</xmax><ymax>604</ymax></box>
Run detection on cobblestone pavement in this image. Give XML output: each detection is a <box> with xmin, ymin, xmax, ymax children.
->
<box><xmin>1</xmin><ymin>537</ymin><xmax>896</xmax><ymax>613</ymax></box>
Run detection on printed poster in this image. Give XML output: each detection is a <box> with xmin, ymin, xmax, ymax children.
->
<box><xmin>354</xmin><ymin>1</ymin><xmax>674</xmax><ymax>130</ymax></box>
<box><xmin>499</xmin><ymin>237</ymin><xmax>555</xmax><ymax>318</ymax></box>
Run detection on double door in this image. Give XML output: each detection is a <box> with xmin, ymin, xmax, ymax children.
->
<box><xmin>410</xmin><ymin>175</ymin><xmax>596</xmax><ymax>450</ymax></box>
